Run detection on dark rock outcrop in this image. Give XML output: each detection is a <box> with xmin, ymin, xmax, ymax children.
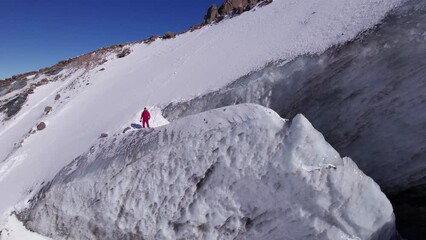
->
<box><xmin>116</xmin><ymin>48</ymin><xmax>131</xmax><ymax>58</ymax></box>
<box><xmin>44</xmin><ymin>106</ymin><xmax>52</xmax><ymax>115</ymax></box>
<box><xmin>162</xmin><ymin>32</ymin><xmax>176</xmax><ymax>39</ymax></box>
<box><xmin>0</xmin><ymin>95</ymin><xmax>27</xmax><ymax>118</ymax></box>
<box><xmin>144</xmin><ymin>35</ymin><xmax>159</xmax><ymax>44</ymax></box>
<box><xmin>122</xmin><ymin>127</ymin><xmax>131</xmax><ymax>133</ymax></box>
<box><xmin>38</xmin><ymin>79</ymin><xmax>49</xmax><ymax>86</ymax></box>
<box><xmin>37</xmin><ymin>122</ymin><xmax>46</xmax><ymax>131</ymax></box>
<box><xmin>204</xmin><ymin>4</ymin><xmax>219</xmax><ymax>24</ymax></box>
<box><xmin>219</xmin><ymin>0</ymin><xmax>254</xmax><ymax>15</ymax></box>
<box><xmin>200</xmin><ymin>0</ymin><xmax>272</xmax><ymax>26</ymax></box>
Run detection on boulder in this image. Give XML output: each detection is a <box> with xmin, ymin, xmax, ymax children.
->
<box><xmin>36</xmin><ymin>122</ymin><xmax>46</xmax><ymax>131</ymax></box>
<box><xmin>44</xmin><ymin>106</ymin><xmax>52</xmax><ymax>114</ymax></box>
<box><xmin>122</xmin><ymin>127</ymin><xmax>131</xmax><ymax>133</ymax></box>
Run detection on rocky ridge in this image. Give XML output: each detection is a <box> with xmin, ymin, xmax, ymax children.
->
<box><xmin>190</xmin><ymin>0</ymin><xmax>272</xmax><ymax>30</ymax></box>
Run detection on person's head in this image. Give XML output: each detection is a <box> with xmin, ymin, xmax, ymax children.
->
<box><xmin>144</xmin><ymin>107</ymin><xmax>147</xmax><ymax>110</ymax></box>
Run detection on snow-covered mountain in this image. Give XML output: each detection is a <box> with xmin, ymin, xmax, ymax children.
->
<box><xmin>0</xmin><ymin>0</ymin><xmax>420</xmax><ymax>239</ymax></box>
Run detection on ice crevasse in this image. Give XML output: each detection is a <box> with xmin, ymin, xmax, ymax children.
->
<box><xmin>18</xmin><ymin>104</ymin><xmax>396</xmax><ymax>240</ymax></box>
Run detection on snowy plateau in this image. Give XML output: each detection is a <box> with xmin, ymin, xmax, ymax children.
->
<box><xmin>0</xmin><ymin>0</ymin><xmax>424</xmax><ymax>239</ymax></box>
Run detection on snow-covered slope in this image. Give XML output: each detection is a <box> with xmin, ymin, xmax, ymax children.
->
<box><xmin>18</xmin><ymin>104</ymin><xmax>396</xmax><ymax>240</ymax></box>
<box><xmin>0</xmin><ymin>0</ymin><xmax>403</xmax><ymax>217</ymax></box>
<box><xmin>0</xmin><ymin>0</ymin><xmax>408</xmax><ymax>238</ymax></box>
<box><xmin>0</xmin><ymin>214</ymin><xmax>53</xmax><ymax>240</ymax></box>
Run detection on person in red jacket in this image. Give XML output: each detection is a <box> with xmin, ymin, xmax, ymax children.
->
<box><xmin>140</xmin><ymin>107</ymin><xmax>151</xmax><ymax>128</ymax></box>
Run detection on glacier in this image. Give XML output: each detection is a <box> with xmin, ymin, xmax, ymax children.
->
<box><xmin>18</xmin><ymin>104</ymin><xmax>397</xmax><ymax>240</ymax></box>
<box><xmin>162</xmin><ymin>0</ymin><xmax>426</xmax><ymax>238</ymax></box>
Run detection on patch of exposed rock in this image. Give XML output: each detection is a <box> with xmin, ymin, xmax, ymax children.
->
<box><xmin>162</xmin><ymin>32</ymin><xmax>176</xmax><ymax>39</ymax></box>
<box><xmin>122</xmin><ymin>127</ymin><xmax>131</xmax><ymax>133</ymax></box>
<box><xmin>144</xmin><ymin>35</ymin><xmax>159</xmax><ymax>44</ymax></box>
<box><xmin>204</xmin><ymin>4</ymin><xmax>220</xmax><ymax>24</ymax></box>
<box><xmin>116</xmin><ymin>48</ymin><xmax>131</xmax><ymax>58</ymax></box>
<box><xmin>192</xmin><ymin>0</ymin><xmax>273</xmax><ymax>30</ymax></box>
<box><xmin>37</xmin><ymin>122</ymin><xmax>46</xmax><ymax>131</ymax></box>
<box><xmin>44</xmin><ymin>106</ymin><xmax>52</xmax><ymax>115</ymax></box>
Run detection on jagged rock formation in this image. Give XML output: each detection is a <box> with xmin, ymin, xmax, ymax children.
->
<box><xmin>204</xmin><ymin>4</ymin><xmax>219</xmax><ymax>24</ymax></box>
<box><xmin>36</xmin><ymin>122</ymin><xmax>46</xmax><ymax>131</ymax></box>
<box><xmin>162</xmin><ymin>32</ymin><xmax>176</xmax><ymax>39</ymax></box>
<box><xmin>193</xmin><ymin>0</ymin><xmax>272</xmax><ymax>30</ymax></box>
<box><xmin>144</xmin><ymin>35</ymin><xmax>159</xmax><ymax>44</ymax></box>
<box><xmin>219</xmin><ymin>0</ymin><xmax>268</xmax><ymax>15</ymax></box>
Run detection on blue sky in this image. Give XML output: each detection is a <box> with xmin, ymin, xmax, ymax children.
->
<box><xmin>0</xmin><ymin>0</ymin><xmax>222</xmax><ymax>79</ymax></box>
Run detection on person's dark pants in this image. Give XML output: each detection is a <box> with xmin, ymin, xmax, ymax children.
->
<box><xmin>142</xmin><ymin>120</ymin><xmax>150</xmax><ymax>128</ymax></box>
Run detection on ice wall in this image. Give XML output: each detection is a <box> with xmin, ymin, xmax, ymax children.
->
<box><xmin>18</xmin><ymin>104</ymin><xmax>396</xmax><ymax>240</ymax></box>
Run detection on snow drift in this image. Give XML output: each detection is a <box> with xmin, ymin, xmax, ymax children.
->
<box><xmin>18</xmin><ymin>104</ymin><xmax>397</xmax><ymax>240</ymax></box>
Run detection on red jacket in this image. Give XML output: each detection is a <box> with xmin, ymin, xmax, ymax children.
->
<box><xmin>141</xmin><ymin>110</ymin><xmax>150</xmax><ymax>121</ymax></box>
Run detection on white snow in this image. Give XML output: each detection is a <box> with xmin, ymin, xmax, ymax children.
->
<box><xmin>0</xmin><ymin>69</ymin><xmax>84</xmax><ymax>163</ymax></box>
<box><xmin>0</xmin><ymin>0</ymin><xmax>403</xmax><ymax>235</ymax></box>
<box><xmin>21</xmin><ymin>104</ymin><xmax>395</xmax><ymax>240</ymax></box>
<box><xmin>26</xmin><ymin>74</ymin><xmax>36</xmax><ymax>80</ymax></box>
<box><xmin>0</xmin><ymin>214</ymin><xmax>52</xmax><ymax>240</ymax></box>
